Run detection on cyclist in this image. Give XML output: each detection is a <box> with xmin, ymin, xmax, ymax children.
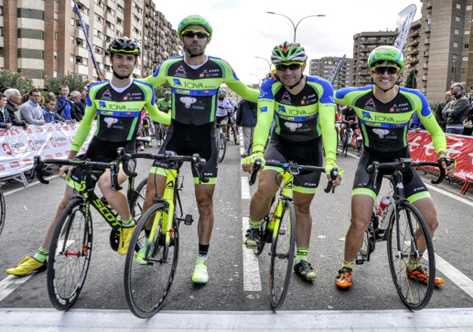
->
<box><xmin>241</xmin><ymin>42</ymin><xmax>343</xmax><ymax>281</ymax></box>
<box><xmin>6</xmin><ymin>37</ymin><xmax>171</xmax><ymax>276</ymax></box>
<box><xmin>141</xmin><ymin>15</ymin><xmax>259</xmax><ymax>284</ymax></box>
<box><xmin>155</xmin><ymin>91</ymin><xmax>172</xmax><ymax>146</ymax></box>
<box><xmin>339</xmin><ymin>105</ymin><xmax>361</xmax><ymax>152</ymax></box>
<box><xmin>334</xmin><ymin>45</ymin><xmax>456</xmax><ymax>288</ymax></box>
<box><xmin>216</xmin><ymin>90</ymin><xmax>234</xmax><ymax>141</ymax></box>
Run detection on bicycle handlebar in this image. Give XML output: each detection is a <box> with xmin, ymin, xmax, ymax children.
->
<box><xmin>249</xmin><ymin>159</ymin><xmax>337</xmax><ymax>193</ymax></box>
<box><xmin>117</xmin><ymin>148</ymin><xmax>209</xmax><ymax>184</ymax></box>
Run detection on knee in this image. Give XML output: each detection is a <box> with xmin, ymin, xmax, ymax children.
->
<box><xmin>197</xmin><ymin>196</ymin><xmax>213</xmax><ymax>214</ymax></box>
<box><xmin>294</xmin><ymin>202</ymin><xmax>311</xmax><ymax>215</ymax></box>
<box><xmin>351</xmin><ymin>215</ymin><xmax>370</xmax><ymax>233</ymax></box>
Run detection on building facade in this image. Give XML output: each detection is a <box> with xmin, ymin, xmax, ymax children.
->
<box><xmin>309</xmin><ymin>56</ymin><xmax>353</xmax><ymax>90</ymax></box>
<box><xmin>0</xmin><ymin>0</ymin><xmax>181</xmax><ymax>87</ymax></box>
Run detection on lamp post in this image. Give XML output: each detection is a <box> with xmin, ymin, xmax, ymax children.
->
<box><xmin>255</xmin><ymin>56</ymin><xmax>272</xmax><ymax>73</ymax></box>
<box><xmin>267</xmin><ymin>12</ymin><xmax>325</xmax><ymax>42</ymax></box>
<box><xmin>250</xmin><ymin>73</ymin><xmax>261</xmax><ymax>88</ymax></box>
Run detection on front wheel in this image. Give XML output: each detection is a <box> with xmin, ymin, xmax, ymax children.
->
<box><xmin>387</xmin><ymin>201</ymin><xmax>435</xmax><ymax>310</ymax></box>
<box><xmin>269</xmin><ymin>201</ymin><xmax>296</xmax><ymax>311</ymax></box>
<box><xmin>255</xmin><ymin>195</ymin><xmax>277</xmax><ymax>256</ymax></box>
<box><xmin>217</xmin><ymin>132</ymin><xmax>227</xmax><ymax>163</ymax></box>
<box><xmin>124</xmin><ymin>203</ymin><xmax>179</xmax><ymax>318</ymax></box>
<box><xmin>47</xmin><ymin>198</ymin><xmax>92</xmax><ymax>311</ymax></box>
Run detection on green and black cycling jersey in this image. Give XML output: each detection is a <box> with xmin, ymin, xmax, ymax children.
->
<box><xmin>157</xmin><ymin>98</ymin><xmax>171</xmax><ymax>114</ymax></box>
<box><xmin>253</xmin><ymin>76</ymin><xmax>337</xmax><ymax>162</ymax></box>
<box><xmin>71</xmin><ymin>80</ymin><xmax>171</xmax><ymax>152</ymax></box>
<box><xmin>143</xmin><ymin>55</ymin><xmax>258</xmax><ymax>126</ymax></box>
<box><xmin>335</xmin><ymin>85</ymin><xmax>446</xmax><ymax>153</ymax></box>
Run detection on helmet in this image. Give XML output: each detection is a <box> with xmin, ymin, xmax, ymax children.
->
<box><xmin>164</xmin><ymin>91</ymin><xmax>171</xmax><ymax>98</ymax></box>
<box><xmin>107</xmin><ymin>37</ymin><xmax>141</xmax><ymax>56</ymax></box>
<box><xmin>219</xmin><ymin>90</ymin><xmax>226</xmax><ymax>95</ymax></box>
<box><xmin>271</xmin><ymin>42</ymin><xmax>307</xmax><ymax>64</ymax></box>
<box><xmin>368</xmin><ymin>46</ymin><xmax>404</xmax><ymax>71</ymax></box>
<box><xmin>178</xmin><ymin>15</ymin><xmax>213</xmax><ymax>36</ymax></box>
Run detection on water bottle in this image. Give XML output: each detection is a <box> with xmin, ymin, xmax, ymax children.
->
<box><xmin>376</xmin><ymin>195</ymin><xmax>391</xmax><ymax>217</ymax></box>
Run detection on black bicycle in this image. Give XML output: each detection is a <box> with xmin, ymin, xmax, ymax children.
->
<box><xmin>31</xmin><ymin>155</ymin><xmax>147</xmax><ymax>311</ymax></box>
<box><xmin>0</xmin><ymin>182</ymin><xmax>5</xmax><ymax>236</ymax></box>
<box><xmin>355</xmin><ymin>158</ymin><xmax>451</xmax><ymax>310</ymax></box>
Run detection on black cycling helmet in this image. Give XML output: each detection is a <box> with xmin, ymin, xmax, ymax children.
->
<box><xmin>106</xmin><ymin>37</ymin><xmax>141</xmax><ymax>56</ymax></box>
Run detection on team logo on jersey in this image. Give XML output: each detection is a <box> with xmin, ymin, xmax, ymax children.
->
<box><xmin>372</xmin><ymin>128</ymin><xmax>390</xmax><ymax>138</ymax></box>
<box><xmin>99</xmin><ymin>101</ymin><xmax>106</xmax><ymax>108</ymax></box>
<box><xmin>278</xmin><ymin>105</ymin><xmax>286</xmax><ymax>113</ymax></box>
<box><xmin>361</xmin><ymin>111</ymin><xmax>372</xmax><ymax>119</ymax></box>
<box><xmin>282</xmin><ymin>91</ymin><xmax>291</xmax><ymax>102</ymax></box>
<box><xmin>260</xmin><ymin>106</ymin><xmax>268</xmax><ymax>113</ymax></box>
<box><xmin>284</xmin><ymin>122</ymin><xmax>302</xmax><ymax>132</ymax></box>
<box><xmin>180</xmin><ymin>96</ymin><xmax>197</xmax><ymax>108</ymax></box>
<box><xmin>175</xmin><ymin>65</ymin><xmax>186</xmax><ymax>75</ymax></box>
<box><xmin>101</xmin><ymin>89</ymin><xmax>113</xmax><ymax>100</ymax></box>
<box><xmin>104</xmin><ymin>117</ymin><xmax>119</xmax><ymax>128</ymax></box>
<box><xmin>173</xmin><ymin>78</ymin><xmax>182</xmax><ymax>86</ymax></box>
<box><xmin>364</xmin><ymin>98</ymin><xmax>377</xmax><ymax>110</ymax></box>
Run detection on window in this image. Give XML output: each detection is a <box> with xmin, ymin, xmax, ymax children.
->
<box><xmin>54</xmin><ymin>12</ymin><xmax>58</xmax><ymax>21</ymax></box>
<box><xmin>54</xmin><ymin>51</ymin><xmax>58</xmax><ymax>59</ymax></box>
<box><xmin>0</xmin><ymin>27</ymin><xmax>3</xmax><ymax>36</ymax></box>
<box><xmin>463</xmin><ymin>56</ymin><xmax>468</xmax><ymax>61</ymax></box>
<box><xmin>456</xmin><ymin>3</ymin><xmax>461</xmax><ymax>9</ymax></box>
<box><xmin>453</xmin><ymin>55</ymin><xmax>458</xmax><ymax>60</ymax></box>
<box><xmin>454</xmin><ymin>42</ymin><xmax>459</xmax><ymax>47</ymax></box>
<box><xmin>55</xmin><ymin>32</ymin><xmax>58</xmax><ymax>40</ymax></box>
<box><xmin>54</xmin><ymin>70</ymin><xmax>58</xmax><ymax>78</ymax></box>
<box><xmin>71</xmin><ymin>18</ymin><xmax>75</xmax><ymax>26</ymax></box>
<box><xmin>467</xmin><ymin>5</ymin><xmax>472</xmax><ymax>11</ymax></box>
<box><xmin>465</xmin><ymin>30</ymin><xmax>470</xmax><ymax>35</ymax></box>
<box><xmin>70</xmin><ymin>36</ymin><xmax>74</xmax><ymax>44</ymax></box>
<box><xmin>456</xmin><ymin>16</ymin><xmax>460</xmax><ymax>22</ymax></box>
<box><xmin>0</xmin><ymin>6</ymin><xmax>3</xmax><ymax>15</ymax></box>
<box><xmin>455</xmin><ymin>29</ymin><xmax>459</xmax><ymax>34</ymax></box>
<box><xmin>70</xmin><ymin>54</ymin><xmax>74</xmax><ymax>62</ymax></box>
<box><xmin>465</xmin><ymin>43</ymin><xmax>470</xmax><ymax>48</ymax></box>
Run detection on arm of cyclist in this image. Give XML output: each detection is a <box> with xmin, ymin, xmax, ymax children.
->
<box><xmin>222</xmin><ymin>61</ymin><xmax>259</xmax><ymax>103</ymax></box>
<box><xmin>145</xmin><ymin>101</ymin><xmax>171</xmax><ymax>125</ymax></box>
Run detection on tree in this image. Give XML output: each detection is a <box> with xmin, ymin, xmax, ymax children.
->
<box><xmin>0</xmin><ymin>69</ymin><xmax>35</xmax><ymax>95</ymax></box>
<box><xmin>405</xmin><ymin>69</ymin><xmax>418</xmax><ymax>89</ymax></box>
<box><xmin>44</xmin><ymin>73</ymin><xmax>90</xmax><ymax>94</ymax></box>
<box><xmin>154</xmin><ymin>82</ymin><xmax>171</xmax><ymax>98</ymax></box>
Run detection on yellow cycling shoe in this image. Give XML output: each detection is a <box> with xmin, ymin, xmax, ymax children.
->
<box><xmin>6</xmin><ymin>256</ymin><xmax>46</xmax><ymax>276</ymax></box>
<box><xmin>118</xmin><ymin>225</ymin><xmax>136</xmax><ymax>255</ymax></box>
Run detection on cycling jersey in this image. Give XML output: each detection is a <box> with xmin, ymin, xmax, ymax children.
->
<box><xmin>157</xmin><ymin>98</ymin><xmax>171</xmax><ymax>114</ymax></box>
<box><xmin>216</xmin><ymin>98</ymin><xmax>233</xmax><ymax>117</ymax></box>
<box><xmin>335</xmin><ymin>86</ymin><xmax>446</xmax><ymax>153</ymax></box>
<box><xmin>253</xmin><ymin>76</ymin><xmax>337</xmax><ymax>162</ymax></box>
<box><xmin>72</xmin><ymin>80</ymin><xmax>171</xmax><ymax>152</ymax></box>
<box><xmin>143</xmin><ymin>56</ymin><xmax>259</xmax><ymax>126</ymax></box>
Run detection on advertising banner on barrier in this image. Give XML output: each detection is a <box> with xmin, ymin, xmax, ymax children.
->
<box><xmin>408</xmin><ymin>131</ymin><xmax>473</xmax><ymax>183</ymax></box>
<box><xmin>0</xmin><ymin>123</ymin><xmax>96</xmax><ymax>178</ymax></box>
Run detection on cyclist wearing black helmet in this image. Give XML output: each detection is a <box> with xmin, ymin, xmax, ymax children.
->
<box><xmin>6</xmin><ymin>37</ymin><xmax>171</xmax><ymax>276</ymax></box>
<box><xmin>141</xmin><ymin>15</ymin><xmax>258</xmax><ymax>284</ymax></box>
<box><xmin>334</xmin><ymin>45</ymin><xmax>456</xmax><ymax>289</ymax></box>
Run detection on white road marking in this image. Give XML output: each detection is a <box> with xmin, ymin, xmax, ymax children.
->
<box><xmin>241</xmin><ymin>177</ymin><xmax>251</xmax><ymax>200</ymax></box>
<box><xmin>426</xmin><ymin>183</ymin><xmax>473</xmax><ymax>207</ymax></box>
<box><xmin>0</xmin><ymin>275</ymin><xmax>36</xmax><ymax>303</ymax></box>
<box><xmin>242</xmin><ymin>217</ymin><xmax>262</xmax><ymax>292</ymax></box>
<box><xmin>435</xmin><ymin>254</ymin><xmax>473</xmax><ymax>298</ymax></box>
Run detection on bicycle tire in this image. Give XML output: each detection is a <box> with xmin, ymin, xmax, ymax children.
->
<box><xmin>217</xmin><ymin>132</ymin><xmax>226</xmax><ymax>163</ymax></box>
<box><xmin>47</xmin><ymin>198</ymin><xmax>92</xmax><ymax>311</ymax></box>
<box><xmin>124</xmin><ymin>203</ymin><xmax>179</xmax><ymax>318</ymax></box>
<box><xmin>269</xmin><ymin>201</ymin><xmax>296</xmax><ymax>311</ymax></box>
<box><xmin>0</xmin><ymin>188</ymin><xmax>5</xmax><ymax>236</ymax></box>
<box><xmin>359</xmin><ymin>212</ymin><xmax>376</xmax><ymax>262</ymax></box>
<box><xmin>342</xmin><ymin>131</ymin><xmax>349</xmax><ymax>157</ymax></box>
<box><xmin>255</xmin><ymin>195</ymin><xmax>277</xmax><ymax>256</ymax></box>
<box><xmin>386</xmin><ymin>201</ymin><xmax>435</xmax><ymax>310</ymax></box>
<box><xmin>158</xmin><ymin>125</ymin><xmax>166</xmax><ymax>146</ymax></box>
<box><xmin>130</xmin><ymin>178</ymin><xmax>148</xmax><ymax>219</ymax></box>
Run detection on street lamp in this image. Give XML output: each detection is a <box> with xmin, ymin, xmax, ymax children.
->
<box><xmin>250</xmin><ymin>73</ymin><xmax>261</xmax><ymax>87</ymax></box>
<box><xmin>255</xmin><ymin>56</ymin><xmax>272</xmax><ymax>73</ymax></box>
<box><xmin>267</xmin><ymin>12</ymin><xmax>325</xmax><ymax>42</ymax></box>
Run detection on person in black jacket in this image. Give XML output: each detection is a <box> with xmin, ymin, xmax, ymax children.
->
<box><xmin>236</xmin><ymin>99</ymin><xmax>257</xmax><ymax>156</ymax></box>
<box><xmin>442</xmin><ymin>83</ymin><xmax>470</xmax><ymax>134</ymax></box>
<box><xmin>4</xmin><ymin>88</ymin><xmax>28</xmax><ymax>128</ymax></box>
<box><xmin>55</xmin><ymin>85</ymin><xmax>83</xmax><ymax>123</ymax></box>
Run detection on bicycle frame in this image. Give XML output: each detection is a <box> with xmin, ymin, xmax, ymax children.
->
<box><xmin>266</xmin><ymin>171</ymin><xmax>294</xmax><ymax>241</ymax></box>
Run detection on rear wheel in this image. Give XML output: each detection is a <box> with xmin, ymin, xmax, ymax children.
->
<box><xmin>342</xmin><ymin>131</ymin><xmax>349</xmax><ymax>157</ymax></box>
<box><xmin>255</xmin><ymin>195</ymin><xmax>277</xmax><ymax>256</ymax></box>
<box><xmin>269</xmin><ymin>201</ymin><xmax>296</xmax><ymax>311</ymax></box>
<box><xmin>387</xmin><ymin>202</ymin><xmax>435</xmax><ymax>310</ymax></box>
<box><xmin>217</xmin><ymin>132</ymin><xmax>227</xmax><ymax>163</ymax></box>
<box><xmin>124</xmin><ymin>203</ymin><xmax>179</xmax><ymax>318</ymax></box>
<box><xmin>47</xmin><ymin>199</ymin><xmax>92</xmax><ymax>311</ymax></box>
<box><xmin>358</xmin><ymin>212</ymin><xmax>376</xmax><ymax>264</ymax></box>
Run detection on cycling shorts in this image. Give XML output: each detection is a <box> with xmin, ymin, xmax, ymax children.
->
<box><xmin>341</xmin><ymin>123</ymin><xmax>358</xmax><ymax>131</ymax></box>
<box><xmin>150</xmin><ymin>121</ymin><xmax>218</xmax><ymax>184</ymax></box>
<box><xmin>216</xmin><ymin>115</ymin><xmax>228</xmax><ymax>125</ymax></box>
<box><xmin>352</xmin><ymin>147</ymin><xmax>430</xmax><ymax>203</ymax></box>
<box><xmin>264</xmin><ymin>134</ymin><xmax>323</xmax><ymax>194</ymax></box>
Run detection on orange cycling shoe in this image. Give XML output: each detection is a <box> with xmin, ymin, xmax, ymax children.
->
<box><xmin>406</xmin><ymin>266</ymin><xmax>444</xmax><ymax>285</ymax></box>
<box><xmin>335</xmin><ymin>267</ymin><xmax>353</xmax><ymax>288</ymax></box>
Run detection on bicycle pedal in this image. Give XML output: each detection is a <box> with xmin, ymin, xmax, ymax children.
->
<box><xmin>355</xmin><ymin>258</ymin><xmax>365</xmax><ymax>265</ymax></box>
<box><xmin>181</xmin><ymin>214</ymin><xmax>194</xmax><ymax>225</ymax></box>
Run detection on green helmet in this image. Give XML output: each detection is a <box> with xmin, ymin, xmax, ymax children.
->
<box><xmin>271</xmin><ymin>42</ymin><xmax>307</xmax><ymax>64</ymax></box>
<box><xmin>178</xmin><ymin>15</ymin><xmax>213</xmax><ymax>36</ymax></box>
<box><xmin>368</xmin><ymin>46</ymin><xmax>404</xmax><ymax>71</ymax></box>
<box><xmin>164</xmin><ymin>91</ymin><xmax>171</xmax><ymax>97</ymax></box>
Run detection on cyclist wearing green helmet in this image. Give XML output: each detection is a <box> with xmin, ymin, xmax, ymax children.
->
<box><xmin>334</xmin><ymin>45</ymin><xmax>455</xmax><ymax>289</ymax></box>
<box><xmin>242</xmin><ymin>41</ymin><xmax>343</xmax><ymax>281</ymax></box>
<box><xmin>143</xmin><ymin>15</ymin><xmax>259</xmax><ymax>284</ymax></box>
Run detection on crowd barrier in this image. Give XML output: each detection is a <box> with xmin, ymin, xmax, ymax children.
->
<box><xmin>0</xmin><ymin>123</ymin><xmax>96</xmax><ymax>185</ymax></box>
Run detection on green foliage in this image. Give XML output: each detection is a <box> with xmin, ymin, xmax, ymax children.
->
<box><xmin>44</xmin><ymin>73</ymin><xmax>90</xmax><ymax>94</ymax></box>
<box><xmin>0</xmin><ymin>69</ymin><xmax>35</xmax><ymax>95</ymax></box>
<box><xmin>154</xmin><ymin>83</ymin><xmax>171</xmax><ymax>98</ymax></box>
<box><xmin>404</xmin><ymin>70</ymin><xmax>417</xmax><ymax>89</ymax></box>
<box><xmin>429</xmin><ymin>101</ymin><xmax>441</xmax><ymax>112</ymax></box>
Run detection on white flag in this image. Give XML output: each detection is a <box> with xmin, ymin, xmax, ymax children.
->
<box><xmin>394</xmin><ymin>4</ymin><xmax>417</xmax><ymax>51</ymax></box>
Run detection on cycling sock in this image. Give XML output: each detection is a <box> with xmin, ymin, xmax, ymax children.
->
<box><xmin>122</xmin><ymin>217</ymin><xmax>135</xmax><ymax>228</ymax></box>
<box><xmin>342</xmin><ymin>258</ymin><xmax>355</xmax><ymax>270</ymax></box>
<box><xmin>249</xmin><ymin>219</ymin><xmax>262</xmax><ymax>229</ymax></box>
<box><xmin>295</xmin><ymin>248</ymin><xmax>308</xmax><ymax>264</ymax></box>
<box><xmin>408</xmin><ymin>260</ymin><xmax>421</xmax><ymax>271</ymax></box>
<box><xmin>198</xmin><ymin>243</ymin><xmax>209</xmax><ymax>257</ymax></box>
<box><xmin>34</xmin><ymin>247</ymin><xmax>49</xmax><ymax>263</ymax></box>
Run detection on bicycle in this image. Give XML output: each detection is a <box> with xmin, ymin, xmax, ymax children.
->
<box><xmin>121</xmin><ymin>149</ymin><xmax>208</xmax><ymax>318</ymax></box>
<box><xmin>0</xmin><ymin>182</ymin><xmax>5</xmax><ymax>237</ymax></box>
<box><xmin>155</xmin><ymin>122</ymin><xmax>167</xmax><ymax>147</ymax></box>
<box><xmin>31</xmin><ymin>155</ymin><xmax>147</xmax><ymax>311</ymax></box>
<box><xmin>355</xmin><ymin>158</ymin><xmax>451</xmax><ymax>310</ymax></box>
<box><xmin>249</xmin><ymin>159</ymin><xmax>338</xmax><ymax>311</ymax></box>
<box><xmin>216</xmin><ymin>122</ymin><xmax>230</xmax><ymax>163</ymax></box>
<box><xmin>340</xmin><ymin>124</ymin><xmax>361</xmax><ymax>157</ymax></box>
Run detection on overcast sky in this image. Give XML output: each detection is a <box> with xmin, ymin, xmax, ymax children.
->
<box><xmin>151</xmin><ymin>0</ymin><xmax>422</xmax><ymax>85</ymax></box>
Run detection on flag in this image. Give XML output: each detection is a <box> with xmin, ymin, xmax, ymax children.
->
<box><xmin>328</xmin><ymin>55</ymin><xmax>346</xmax><ymax>85</ymax></box>
<box><xmin>393</xmin><ymin>4</ymin><xmax>417</xmax><ymax>51</ymax></box>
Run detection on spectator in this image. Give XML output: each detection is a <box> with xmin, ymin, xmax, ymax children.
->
<box><xmin>47</xmin><ymin>92</ymin><xmax>56</xmax><ymax>99</ymax></box>
<box><xmin>70</xmin><ymin>90</ymin><xmax>85</xmax><ymax>118</ymax></box>
<box><xmin>236</xmin><ymin>99</ymin><xmax>257</xmax><ymax>155</ymax></box>
<box><xmin>19</xmin><ymin>89</ymin><xmax>45</xmax><ymax>125</ymax></box>
<box><xmin>442</xmin><ymin>82</ymin><xmax>470</xmax><ymax>134</ymax></box>
<box><xmin>435</xmin><ymin>91</ymin><xmax>452</xmax><ymax>132</ymax></box>
<box><xmin>0</xmin><ymin>93</ymin><xmax>12</xmax><ymax>130</ymax></box>
<box><xmin>56</xmin><ymin>85</ymin><xmax>82</xmax><ymax>123</ymax></box>
<box><xmin>4</xmin><ymin>88</ymin><xmax>28</xmax><ymax>128</ymax></box>
<box><xmin>21</xmin><ymin>92</ymin><xmax>30</xmax><ymax>105</ymax></box>
<box><xmin>409</xmin><ymin>111</ymin><xmax>425</xmax><ymax>132</ymax></box>
<box><xmin>42</xmin><ymin>98</ymin><xmax>64</xmax><ymax>124</ymax></box>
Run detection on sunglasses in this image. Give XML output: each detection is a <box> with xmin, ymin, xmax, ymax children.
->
<box><xmin>181</xmin><ymin>30</ymin><xmax>210</xmax><ymax>39</ymax></box>
<box><xmin>371</xmin><ymin>66</ymin><xmax>400</xmax><ymax>75</ymax></box>
<box><xmin>275</xmin><ymin>62</ymin><xmax>304</xmax><ymax>71</ymax></box>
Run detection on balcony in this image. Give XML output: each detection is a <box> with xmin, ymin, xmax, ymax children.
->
<box><xmin>424</xmin><ymin>38</ymin><xmax>430</xmax><ymax>45</ymax></box>
<box><xmin>424</xmin><ymin>50</ymin><xmax>429</xmax><ymax>57</ymax></box>
<box><xmin>426</xmin><ymin>1</ymin><xmax>432</xmax><ymax>9</ymax></box>
<box><xmin>423</xmin><ymin>62</ymin><xmax>429</xmax><ymax>69</ymax></box>
<box><xmin>422</xmin><ymin>74</ymin><xmax>428</xmax><ymax>81</ymax></box>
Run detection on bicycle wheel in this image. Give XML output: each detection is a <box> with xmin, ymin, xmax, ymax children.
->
<box><xmin>342</xmin><ymin>131</ymin><xmax>349</xmax><ymax>157</ymax></box>
<box><xmin>358</xmin><ymin>212</ymin><xmax>376</xmax><ymax>263</ymax></box>
<box><xmin>255</xmin><ymin>195</ymin><xmax>277</xmax><ymax>256</ymax></box>
<box><xmin>269</xmin><ymin>201</ymin><xmax>296</xmax><ymax>311</ymax></box>
<box><xmin>130</xmin><ymin>178</ymin><xmax>147</xmax><ymax>219</ymax></box>
<box><xmin>386</xmin><ymin>201</ymin><xmax>435</xmax><ymax>310</ymax></box>
<box><xmin>0</xmin><ymin>187</ymin><xmax>5</xmax><ymax>236</ymax></box>
<box><xmin>158</xmin><ymin>125</ymin><xmax>166</xmax><ymax>146</ymax></box>
<box><xmin>47</xmin><ymin>198</ymin><xmax>92</xmax><ymax>311</ymax></box>
<box><xmin>217</xmin><ymin>132</ymin><xmax>226</xmax><ymax>163</ymax></box>
<box><xmin>124</xmin><ymin>203</ymin><xmax>179</xmax><ymax>318</ymax></box>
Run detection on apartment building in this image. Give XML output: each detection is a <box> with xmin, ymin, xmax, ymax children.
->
<box><xmin>402</xmin><ymin>19</ymin><xmax>422</xmax><ymax>87</ymax></box>
<box><xmin>309</xmin><ymin>56</ymin><xmax>353</xmax><ymax>90</ymax></box>
<box><xmin>0</xmin><ymin>0</ymin><xmax>180</xmax><ymax>87</ymax></box>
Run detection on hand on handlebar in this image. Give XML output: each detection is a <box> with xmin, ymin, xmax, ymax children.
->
<box><xmin>438</xmin><ymin>156</ymin><xmax>456</xmax><ymax>177</ymax></box>
<box><xmin>241</xmin><ymin>152</ymin><xmax>265</xmax><ymax>174</ymax></box>
<box><xmin>325</xmin><ymin>160</ymin><xmax>344</xmax><ymax>187</ymax></box>
<box><xmin>59</xmin><ymin>164</ymin><xmax>74</xmax><ymax>179</ymax></box>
